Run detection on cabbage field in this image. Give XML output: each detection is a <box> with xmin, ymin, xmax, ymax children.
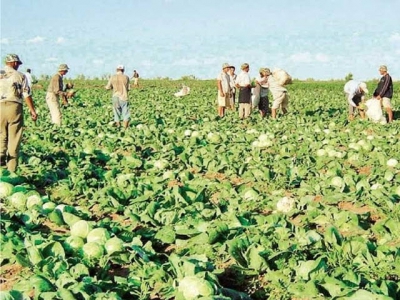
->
<box><xmin>0</xmin><ymin>79</ymin><xmax>399</xmax><ymax>300</ymax></box>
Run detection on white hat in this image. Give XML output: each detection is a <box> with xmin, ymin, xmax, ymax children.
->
<box><xmin>116</xmin><ymin>64</ymin><xmax>124</xmax><ymax>70</ymax></box>
<box><xmin>359</xmin><ymin>82</ymin><xmax>369</xmax><ymax>94</ymax></box>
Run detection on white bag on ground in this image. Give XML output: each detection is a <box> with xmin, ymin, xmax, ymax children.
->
<box><xmin>272</xmin><ymin>68</ymin><xmax>292</xmax><ymax>86</ymax></box>
<box><xmin>365</xmin><ymin>99</ymin><xmax>387</xmax><ymax>124</ymax></box>
<box><xmin>174</xmin><ymin>85</ymin><xmax>190</xmax><ymax>97</ymax></box>
<box><xmin>251</xmin><ymin>85</ymin><xmax>261</xmax><ymax>109</ymax></box>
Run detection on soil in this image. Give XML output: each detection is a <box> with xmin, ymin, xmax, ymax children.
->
<box><xmin>0</xmin><ymin>264</ymin><xmax>29</xmax><ymax>292</ymax></box>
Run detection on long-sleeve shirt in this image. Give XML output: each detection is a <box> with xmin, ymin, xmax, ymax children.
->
<box><xmin>375</xmin><ymin>73</ymin><xmax>393</xmax><ymax>99</ymax></box>
<box><xmin>344</xmin><ymin>80</ymin><xmax>364</xmax><ymax>107</ymax></box>
<box><xmin>47</xmin><ymin>73</ymin><xmax>66</xmax><ymax>97</ymax></box>
<box><xmin>0</xmin><ymin>65</ymin><xmax>30</xmax><ymax>104</ymax></box>
<box><xmin>106</xmin><ymin>71</ymin><xmax>130</xmax><ymax>101</ymax></box>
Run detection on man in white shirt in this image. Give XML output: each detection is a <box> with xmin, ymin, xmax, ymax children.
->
<box><xmin>25</xmin><ymin>68</ymin><xmax>33</xmax><ymax>96</ymax></box>
<box><xmin>217</xmin><ymin>63</ymin><xmax>231</xmax><ymax>118</ymax></box>
<box><xmin>235</xmin><ymin>63</ymin><xmax>252</xmax><ymax>119</ymax></box>
<box><xmin>344</xmin><ymin>80</ymin><xmax>368</xmax><ymax>120</ymax></box>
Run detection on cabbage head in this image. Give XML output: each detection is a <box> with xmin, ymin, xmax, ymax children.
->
<box><xmin>82</xmin><ymin>242</ymin><xmax>105</xmax><ymax>260</ymax></box>
<box><xmin>9</xmin><ymin>192</ymin><xmax>27</xmax><ymax>211</ymax></box>
<box><xmin>0</xmin><ymin>182</ymin><xmax>14</xmax><ymax>199</ymax></box>
<box><xmin>177</xmin><ymin>276</ymin><xmax>215</xmax><ymax>299</ymax></box>
<box><xmin>63</xmin><ymin>236</ymin><xmax>85</xmax><ymax>254</ymax></box>
<box><xmin>105</xmin><ymin>237</ymin><xmax>124</xmax><ymax>254</ymax></box>
<box><xmin>70</xmin><ymin>220</ymin><xmax>92</xmax><ymax>239</ymax></box>
<box><xmin>86</xmin><ymin>228</ymin><xmax>110</xmax><ymax>245</ymax></box>
<box><xmin>26</xmin><ymin>193</ymin><xmax>43</xmax><ymax>210</ymax></box>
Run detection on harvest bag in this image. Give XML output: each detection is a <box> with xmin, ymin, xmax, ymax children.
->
<box><xmin>365</xmin><ymin>99</ymin><xmax>387</xmax><ymax>124</ymax></box>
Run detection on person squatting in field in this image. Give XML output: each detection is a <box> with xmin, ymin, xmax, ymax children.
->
<box><xmin>106</xmin><ymin>65</ymin><xmax>131</xmax><ymax>129</ymax></box>
<box><xmin>0</xmin><ymin>54</ymin><xmax>38</xmax><ymax>172</ymax></box>
<box><xmin>236</xmin><ymin>63</ymin><xmax>252</xmax><ymax>119</ymax></box>
<box><xmin>374</xmin><ymin>65</ymin><xmax>394</xmax><ymax>123</ymax></box>
<box><xmin>343</xmin><ymin>79</ymin><xmax>369</xmax><ymax>121</ymax></box>
<box><xmin>46</xmin><ymin>64</ymin><xmax>70</xmax><ymax>126</ymax></box>
<box><xmin>217</xmin><ymin>63</ymin><xmax>232</xmax><ymax>118</ymax></box>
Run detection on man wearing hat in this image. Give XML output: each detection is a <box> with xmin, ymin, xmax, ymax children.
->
<box><xmin>216</xmin><ymin>63</ymin><xmax>231</xmax><ymax>118</ymax></box>
<box><xmin>375</xmin><ymin>65</ymin><xmax>394</xmax><ymax>123</ymax></box>
<box><xmin>343</xmin><ymin>79</ymin><xmax>369</xmax><ymax>120</ymax></box>
<box><xmin>105</xmin><ymin>65</ymin><xmax>131</xmax><ymax>129</ymax></box>
<box><xmin>46</xmin><ymin>63</ymin><xmax>70</xmax><ymax>125</ymax></box>
<box><xmin>0</xmin><ymin>54</ymin><xmax>38</xmax><ymax>172</ymax></box>
<box><xmin>235</xmin><ymin>63</ymin><xmax>252</xmax><ymax>119</ymax></box>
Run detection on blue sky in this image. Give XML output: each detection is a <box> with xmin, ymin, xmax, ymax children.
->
<box><xmin>1</xmin><ymin>0</ymin><xmax>399</xmax><ymax>80</ymax></box>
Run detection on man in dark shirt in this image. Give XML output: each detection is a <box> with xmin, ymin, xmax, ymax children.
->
<box><xmin>375</xmin><ymin>65</ymin><xmax>393</xmax><ymax>122</ymax></box>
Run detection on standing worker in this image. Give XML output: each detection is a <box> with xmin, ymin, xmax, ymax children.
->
<box><xmin>46</xmin><ymin>64</ymin><xmax>70</xmax><ymax>125</ymax></box>
<box><xmin>375</xmin><ymin>65</ymin><xmax>394</xmax><ymax>123</ymax></box>
<box><xmin>131</xmin><ymin>70</ymin><xmax>140</xmax><ymax>88</ymax></box>
<box><xmin>0</xmin><ymin>54</ymin><xmax>38</xmax><ymax>172</ymax></box>
<box><xmin>216</xmin><ymin>63</ymin><xmax>231</xmax><ymax>118</ymax></box>
<box><xmin>235</xmin><ymin>63</ymin><xmax>252</xmax><ymax>119</ymax></box>
<box><xmin>25</xmin><ymin>68</ymin><xmax>33</xmax><ymax>92</ymax></box>
<box><xmin>106</xmin><ymin>65</ymin><xmax>131</xmax><ymax>129</ymax></box>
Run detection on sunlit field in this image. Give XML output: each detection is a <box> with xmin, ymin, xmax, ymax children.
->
<box><xmin>1</xmin><ymin>79</ymin><xmax>399</xmax><ymax>299</ymax></box>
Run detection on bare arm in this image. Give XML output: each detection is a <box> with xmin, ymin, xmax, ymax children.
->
<box><xmin>24</xmin><ymin>96</ymin><xmax>37</xmax><ymax>121</ymax></box>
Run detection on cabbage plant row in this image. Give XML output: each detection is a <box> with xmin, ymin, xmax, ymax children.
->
<box><xmin>0</xmin><ymin>79</ymin><xmax>399</xmax><ymax>300</ymax></box>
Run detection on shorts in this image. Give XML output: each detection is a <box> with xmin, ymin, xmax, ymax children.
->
<box><xmin>112</xmin><ymin>97</ymin><xmax>130</xmax><ymax>121</ymax></box>
<box><xmin>271</xmin><ymin>92</ymin><xmax>288</xmax><ymax>110</ymax></box>
<box><xmin>382</xmin><ymin>97</ymin><xmax>392</xmax><ymax>109</ymax></box>
<box><xmin>217</xmin><ymin>93</ymin><xmax>230</xmax><ymax>107</ymax></box>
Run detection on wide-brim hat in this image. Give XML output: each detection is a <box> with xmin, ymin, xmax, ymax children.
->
<box><xmin>58</xmin><ymin>64</ymin><xmax>69</xmax><ymax>71</ymax></box>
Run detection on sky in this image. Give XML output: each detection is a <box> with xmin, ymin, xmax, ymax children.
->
<box><xmin>1</xmin><ymin>0</ymin><xmax>399</xmax><ymax>81</ymax></box>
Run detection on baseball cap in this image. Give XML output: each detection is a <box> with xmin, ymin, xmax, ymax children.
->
<box><xmin>58</xmin><ymin>64</ymin><xmax>69</xmax><ymax>71</ymax></box>
<box><xmin>5</xmin><ymin>54</ymin><xmax>23</xmax><ymax>64</ymax></box>
<box><xmin>359</xmin><ymin>82</ymin><xmax>369</xmax><ymax>94</ymax></box>
<box><xmin>222</xmin><ymin>63</ymin><xmax>231</xmax><ymax>69</ymax></box>
<box><xmin>116</xmin><ymin>65</ymin><xmax>124</xmax><ymax>70</ymax></box>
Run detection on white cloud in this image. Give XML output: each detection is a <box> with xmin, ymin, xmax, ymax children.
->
<box><xmin>290</xmin><ymin>52</ymin><xmax>330</xmax><ymax>63</ymax></box>
<box><xmin>315</xmin><ymin>53</ymin><xmax>330</xmax><ymax>62</ymax></box>
<box><xmin>93</xmin><ymin>59</ymin><xmax>104</xmax><ymax>65</ymax></box>
<box><xmin>56</xmin><ymin>37</ymin><xmax>65</xmax><ymax>44</ymax></box>
<box><xmin>389</xmin><ymin>33</ymin><xmax>400</xmax><ymax>42</ymax></box>
<box><xmin>141</xmin><ymin>60</ymin><xmax>155</xmax><ymax>67</ymax></box>
<box><xmin>45</xmin><ymin>57</ymin><xmax>58</xmax><ymax>62</ymax></box>
<box><xmin>290</xmin><ymin>52</ymin><xmax>312</xmax><ymax>63</ymax></box>
<box><xmin>173</xmin><ymin>58</ymin><xmax>199</xmax><ymax>66</ymax></box>
<box><xmin>0</xmin><ymin>38</ymin><xmax>9</xmax><ymax>44</ymax></box>
<box><xmin>27</xmin><ymin>36</ymin><xmax>45</xmax><ymax>43</ymax></box>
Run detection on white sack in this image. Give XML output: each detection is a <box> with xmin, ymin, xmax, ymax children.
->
<box><xmin>272</xmin><ymin>68</ymin><xmax>292</xmax><ymax>86</ymax></box>
<box><xmin>251</xmin><ymin>85</ymin><xmax>261</xmax><ymax>109</ymax></box>
<box><xmin>365</xmin><ymin>99</ymin><xmax>387</xmax><ymax>124</ymax></box>
<box><xmin>174</xmin><ymin>86</ymin><xmax>190</xmax><ymax>97</ymax></box>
